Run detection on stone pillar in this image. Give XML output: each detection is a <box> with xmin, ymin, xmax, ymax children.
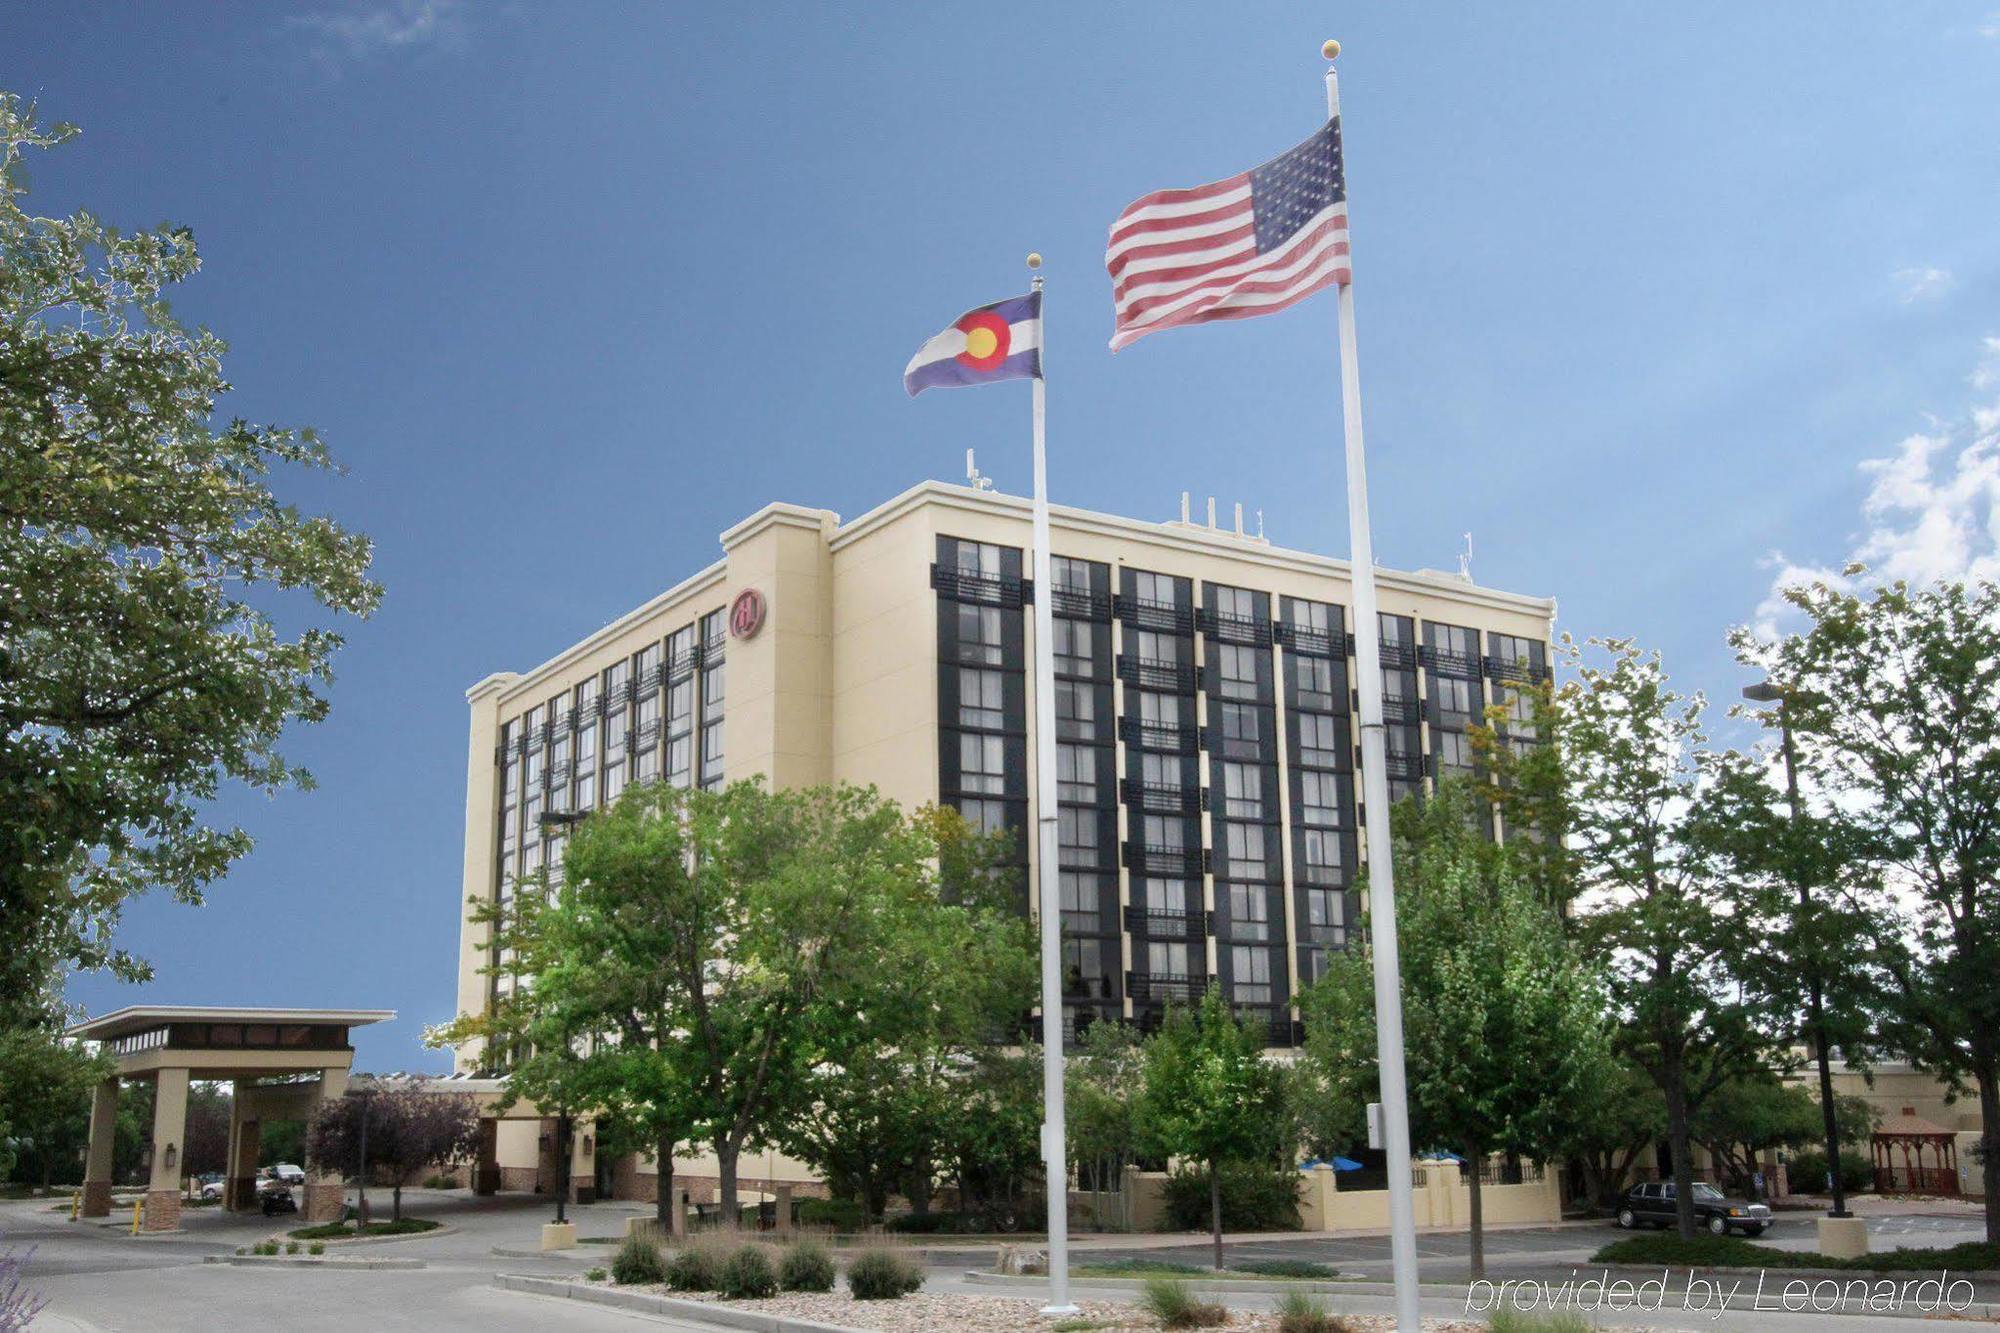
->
<box><xmin>301</xmin><ymin>1065</ymin><xmax>350</xmax><ymax>1225</ymax></box>
<box><xmin>226</xmin><ymin>1083</ymin><xmax>261</xmax><ymax>1212</ymax></box>
<box><xmin>143</xmin><ymin>1068</ymin><xmax>190</xmax><ymax>1232</ymax></box>
<box><xmin>80</xmin><ymin>1077</ymin><xmax>120</xmax><ymax>1218</ymax></box>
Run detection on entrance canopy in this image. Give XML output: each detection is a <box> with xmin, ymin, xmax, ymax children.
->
<box><xmin>65</xmin><ymin>1005</ymin><xmax>393</xmax><ymax>1229</ymax></box>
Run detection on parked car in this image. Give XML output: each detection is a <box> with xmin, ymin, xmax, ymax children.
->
<box><xmin>196</xmin><ymin>1173</ymin><xmax>225</xmax><ymax>1200</ymax></box>
<box><xmin>271</xmin><ymin>1163</ymin><xmax>305</xmax><ymax>1185</ymax></box>
<box><xmin>1616</xmin><ymin>1181</ymin><xmax>1770</xmax><ymax>1236</ymax></box>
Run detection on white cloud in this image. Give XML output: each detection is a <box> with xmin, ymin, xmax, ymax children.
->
<box><xmin>1754</xmin><ymin>337</ymin><xmax>2000</xmax><ymax>634</ymax></box>
<box><xmin>1891</xmin><ymin>266</ymin><xmax>1954</xmax><ymax>304</ymax></box>
<box><xmin>293</xmin><ymin>0</ymin><xmax>465</xmax><ymax>66</ymax></box>
<box><xmin>1982</xmin><ymin>11</ymin><xmax>2000</xmax><ymax>38</ymax></box>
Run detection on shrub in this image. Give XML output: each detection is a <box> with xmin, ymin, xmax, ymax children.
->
<box><xmin>1139</xmin><ymin>1277</ymin><xmax>1229</xmax><ymax>1329</ymax></box>
<box><xmin>1489</xmin><ymin>1312</ymin><xmax>1594</xmax><ymax>1333</ymax></box>
<box><xmin>885</xmin><ymin>1210</ymin><xmax>963</xmax><ymax>1234</ymax></box>
<box><xmin>1162</xmin><ymin>1162</ymin><xmax>1302</xmax><ymax>1232</ymax></box>
<box><xmin>778</xmin><ymin>1238</ymin><xmax>836</xmax><ymax>1292</ymax></box>
<box><xmin>1785</xmin><ymin>1148</ymin><xmax>1872</xmax><ymax>1196</ymax></box>
<box><xmin>611</xmin><ymin>1234</ymin><xmax>668</xmax><ymax>1286</ymax></box>
<box><xmin>285</xmin><ymin>1241</ymin><xmax>300</xmax><ymax>1255</ymax></box>
<box><xmin>1238</xmin><ymin>1258</ymin><xmax>1341</xmax><ymax>1280</ymax></box>
<box><xmin>583</xmin><ymin>1266</ymin><xmax>607</xmax><ymax>1282</ymax></box>
<box><xmin>234</xmin><ymin>1247</ymin><xmax>246</xmax><ymax>1256</ymax></box>
<box><xmin>1275</xmin><ymin>1290</ymin><xmax>1351</xmax><ymax>1333</ymax></box>
<box><xmin>423</xmin><ymin>1173</ymin><xmax>460</xmax><ymax>1190</ymax></box>
<box><xmin>665</xmin><ymin>1239</ymin><xmax>726</xmax><ymax>1292</ymax></box>
<box><xmin>796</xmin><ymin>1197</ymin><xmax>868</xmax><ymax>1232</ymax></box>
<box><xmin>845</xmin><ymin>1248</ymin><xmax>924</xmax><ymax>1300</ymax></box>
<box><xmin>720</xmin><ymin>1245</ymin><xmax>778</xmax><ymax>1300</ymax></box>
<box><xmin>307</xmin><ymin>1242</ymin><xmax>325</xmax><ymax>1257</ymax></box>
<box><xmin>252</xmin><ymin>1241</ymin><xmax>279</xmax><ymax>1256</ymax></box>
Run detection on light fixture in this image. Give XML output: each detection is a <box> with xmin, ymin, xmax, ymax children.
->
<box><xmin>164</xmin><ymin>1144</ymin><xmax>177</xmax><ymax>1170</ymax></box>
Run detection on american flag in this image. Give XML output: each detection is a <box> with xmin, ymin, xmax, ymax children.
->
<box><xmin>1106</xmin><ymin>119</ymin><xmax>1349</xmax><ymax>351</ymax></box>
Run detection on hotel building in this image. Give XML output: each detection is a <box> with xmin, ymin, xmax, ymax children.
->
<box><xmin>454</xmin><ymin>477</ymin><xmax>1555</xmax><ymax>1065</ymax></box>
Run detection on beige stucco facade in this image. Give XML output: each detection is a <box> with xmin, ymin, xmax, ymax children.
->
<box><xmin>451</xmin><ymin>479</ymin><xmax>1559</xmax><ymax>1199</ymax></box>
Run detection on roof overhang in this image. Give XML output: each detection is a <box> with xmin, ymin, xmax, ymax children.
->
<box><xmin>66</xmin><ymin>1005</ymin><xmax>395</xmax><ymax>1042</ymax></box>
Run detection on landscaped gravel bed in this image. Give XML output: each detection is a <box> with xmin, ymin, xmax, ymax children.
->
<box><xmin>650</xmin><ymin>1287</ymin><xmax>1550</xmax><ymax>1331</ymax></box>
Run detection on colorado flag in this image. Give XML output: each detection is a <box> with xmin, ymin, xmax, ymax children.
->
<box><xmin>903</xmin><ymin>290</ymin><xmax>1042</xmax><ymax>396</ymax></box>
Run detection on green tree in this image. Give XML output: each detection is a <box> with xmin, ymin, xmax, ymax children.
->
<box><xmin>1067</xmin><ymin>1018</ymin><xmax>1146</xmax><ymax>1228</ymax></box>
<box><xmin>1735</xmin><ymin>576</ymin><xmax>2000</xmax><ymax>1240</ymax></box>
<box><xmin>0</xmin><ymin>95</ymin><xmax>379</xmax><ymax>1016</ymax></box>
<box><xmin>1136</xmin><ymin>987</ymin><xmax>1284</xmax><ymax>1269</ymax></box>
<box><xmin>1689</xmin><ymin>1071</ymin><xmax>1879</xmax><ymax>1195</ymax></box>
<box><xmin>1555</xmin><ymin>1056</ymin><xmax>1665</xmax><ymax>1211</ymax></box>
<box><xmin>1300</xmin><ymin>780</ymin><xmax>1610</xmax><ymax>1278</ymax></box>
<box><xmin>1560</xmin><ymin>638</ymin><xmax>1778</xmax><ymax>1239</ymax></box>
<box><xmin>0</xmin><ymin>1027</ymin><xmax>111</xmax><ymax>1187</ymax></box>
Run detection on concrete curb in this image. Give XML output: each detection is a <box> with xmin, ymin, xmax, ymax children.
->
<box><xmin>964</xmin><ymin>1269</ymin><xmax>1359</xmax><ymax>1294</ymax></box>
<box><xmin>492</xmin><ymin>1275</ymin><xmax>864</xmax><ymax>1332</ymax></box>
<box><xmin>1593</xmin><ymin>1261</ymin><xmax>2000</xmax><ymax>1283</ymax></box>
<box><xmin>204</xmin><ymin>1254</ymin><xmax>426</xmax><ymax>1271</ymax></box>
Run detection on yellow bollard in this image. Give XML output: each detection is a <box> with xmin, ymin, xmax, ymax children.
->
<box><xmin>132</xmin><ymin>1198</ymin><xmax>143</xmax><ymax>1235</ymax></box>
<box><xmin>70</xmin><ymin>1191</ymin><xmax>80</xmax><ymax>1220</ymax></box>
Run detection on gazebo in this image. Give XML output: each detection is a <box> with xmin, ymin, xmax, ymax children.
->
<box><xmin>1871</xmin><ymin>1108</ymin><xmax>1961</xmax><ymax>1195</ymax></box>
<box><xmin>65</xmin><ymin>1005</ymin><xmax>393</xmax><ymax>1231</ymax></box>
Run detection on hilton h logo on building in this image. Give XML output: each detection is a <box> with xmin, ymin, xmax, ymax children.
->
<box><xmin>729</xmin><ymin>588</ymin><xmax>766</xmax><ymax>640</ymax></box>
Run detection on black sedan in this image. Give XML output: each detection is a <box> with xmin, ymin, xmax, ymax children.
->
<box><xmin>1616</xmin><ymin>1181</ymin><xmax>1771</xmax><ymax>1236</ymax></box>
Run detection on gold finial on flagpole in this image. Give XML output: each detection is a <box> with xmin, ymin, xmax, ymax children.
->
<box><xmin>1026</xmin><ymin>252</ymin><xmax>1042</xmax><ymax>269</ymax></box>
<box><xmin>1322</xmin><ymin>38</ymin><xmax>1341</xmax><ymax>61</ymax></box>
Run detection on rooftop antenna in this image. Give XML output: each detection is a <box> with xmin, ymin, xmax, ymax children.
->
<box><xmin>965</xmin><ymin>448</ymin><xmax>994</xmax><ymax>492</ymax></box>
<box><xmin>1458</xmin><ymin>532</ymin><xmax>1474</xmax><ymax>582</ymax></box>
<box><xmin>1256</xmin><ymin>509</ymin><xmax>1266</xmax><ymax>540</ymax></box>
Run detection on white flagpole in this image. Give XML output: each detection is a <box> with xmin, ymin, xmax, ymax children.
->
<box><xmin>1025</xmin><ymin>254</ymin><xmax>1077</xmax><ymax>1315</ymax></box>
<box><xmin>1325</xmin><ymin>40</ymin><xmax>1422</xmax><ymax>1333</ymax></box>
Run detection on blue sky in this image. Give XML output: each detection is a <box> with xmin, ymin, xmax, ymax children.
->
<box><xmin>7</xmin><ymin>3</ymin><xmax>1999</xmax><ymax>1072</ymax></box>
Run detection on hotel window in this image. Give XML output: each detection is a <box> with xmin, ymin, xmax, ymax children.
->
<box><xmin>960</xmin><ymin>733</ymin><xmax>1006</xmax><ymax>794</ymax></box>
<box><xmin>1225</xmin><ymin>823</ymin><xmax>1268</xmax><ymax>879</ymax></box>
<box><xmin>1133</xmin><ymin>571</ymin><xmax>1176</xmax><ymax>607</ymax></box>
<box><xmin>1063</xmin><ymin>937</ymin><xmax>1112</xmax><ymax>999</ymax></box>
<box><xmin>572</xmin><ymin>680</ymin><xmax>599</xmax><ymax>811</ymax></box>
<box><xmin>1143</xmin><ymin>877</ymin><xmax>1191</xmax><ymax>914</ymax></box>
<box><xmin>1051</xmin><ymin>556</ymin><xmax>1091</xmax><ymax>594</ymax></box>
<box><xmin>520</xmin><ymin>838</ymin><xmax>543</xmax><ymax>880</ymax></box>
<box><xmin>1137</xmin><ymin>691</ymin><xmax>1175</xmax><ymax>729</ymax></box>
<box><xmin>1289</xmin><ymin>600</ymin><xmax>1331</xmax><ymax>634</ymax></box>
<box><xmin>601</xmin><ymin>704</ymin><xmax>628</xmax><ymax>806</ymax></box>
<box><xmin>956</xmin><ymin>540</ymin><xmax>1002</xmax><ymax>580</ymax></box>
<box><xmin>1433</xmin><ymin>674</ymin><xmax>1479</xmax><ymax>724</ymax></box>
<box><xmin>664</xmin><ymin>628</ymin><xmax>694</xmax><ymax>787</ymax></box>
<box><xmin>1143</xmin><ymin>814</ymin><xmax>1185</xmax><ymax>851</ymax></box>
<box><xmin>1059</xmin><ymin>807</ymin><xmax>1098</xmax><ymax>856</ymax></box>
<box><xmin>957</xmin><ymin>797</ymin><xmax>1008</xmax><ymax>835</ymax></box>
<box><xmin>1231</xmin><ymin>946</ymin><xmax>1273</xmax><ymax>1004</ymax></box>
<box><xmin>1303</xmin><ymin>828</ymin><xmax>1344</xmax><ymax>879</ymax></box>
<box><xmin>1432</xmin><ymin>623</ymin><xmax>1479</xmax><ymax>660</ymax></box>
<box><xmin>1437</xmin><ymin>730</ymin><xmax>1477</xmax><ymax>780</ymax></box>
<box><xmin>1060</xmin><ymin>871</ymin><xmax>1099</xmax><ymax>935</ymax></box>
<box><xmin>699</xmin><ymin>610</ymin><xmax>726</xmax><ymax>788</ymax></box>
<box><xmin>1057</xmin><ymin>744</ymin><xmax>1096</xmax><ymax>803</ymax></box>
<box><xmin>1053</xmin><ymin>619</ymin><xmax>1093</xmax><ymax>677</ymax></box>
<box><xmin>1221</xmin><ymin>761</ymin><xmax>1263</xmax><ymax>819</ymax></box>
<box><xmin>633</xmin><ymin>644</ymin><xmax>661</xmax><ymax>784</ymax></box>
<box><xmin>1229</xmin><ymin>885</ymin><xmax>1271</xmax><ymax>942</ymax></box>
<box><xmin>959</xmin><ymin>668</ymin><xmax>1005</xmax><ymax>729</ymax></box>
<box><xmin>1299</xmin><ymin>770</ymin><xmax>1341</xmax><ymax>826</ymax></box>
<box><xmin>1306</xmin><ymin>885</ymin><xmax>1344</xmax><ymax>929</ymax></box>
<box><xmin>1141</xmin><ymin>752</ymin><xmax>1187</xmax><ymax>788</ymax></box>
<box><xmin>1297</xmin><ymin>655</ymin><xmax>1337</xmax><ymax>712</ymax></box>
<box><xmin>1055</xmin><ymin>679</ymin><xmax>1095</xmax><ymax>727</ymax></box>
<box><xmin>1148</xmin><ymin>939</ymin><xmax>1194</xmax><ymax>977</ymax></box>
<box><xmin>1131</xmin><ymin>629</ymin><xmax>1174</xmax><ymax>668</ymax></box>
<box><xmin>958</xmin><ymin>603</ymin><xmax>1004</xmax><ymax>665</ymax></box>
<box><xmin>1220</xmin><ymin>702</ymin><xmax>1260</xmax><ymax>747</ymax></box>
<box><xmin>1215</xmin><ymin>585</ymin><xmax>1257</xmax><ymax>624</ymax></box>
<box><xmin>1215</xmin><ymin>643</ymin><xmax>1258</xmax><ymax>699</ymax></box>
<box><xmin>1493</xmin><ymin>682</ymin><xmax>1536</xmax><ymax>730</ymax></box>
<box><xmin>1300</xmin><ymin>713</ymin><xmax>1343</xmax><ymax>770</ymax></box>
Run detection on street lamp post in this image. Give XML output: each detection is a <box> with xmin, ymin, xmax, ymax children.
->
<box><xmin>535</xmin><ymin>808</ymin><xmax>587</xmax><ymax>1227</ymax></box>
<box><xmin>1742</xmin><ymin>680</ymin><xmax>1850</xmax><ymax>1219</ymax></box>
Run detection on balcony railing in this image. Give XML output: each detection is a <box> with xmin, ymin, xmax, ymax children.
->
<box><xmin>1379</xmin><ymin>695</ymin><xmax>1422</xmax><ymax>725</ymax></box>
<box><xmin>1122</xmin><ymin>841</ymin><xmax>1208</xmax><ymax>877</ymax></box>
<box><xmin>1118</xmin><ymin>715</ymin><xmax>1200</xmax><ymax>755</ymax></box>
<box><xmin>1127</xmin><ymin>972</ymin><xmax>1210</xmax><ymax>1003</ymax></box>
<box><xmin>1199</xmin><ymin>609</ymin><xmax>1273</xmax><ymax>647</ymax></box>
<box><xmin>1420</xmin><ymin>645</ymin><xmax>1481</xmax><ymax>677</ymax></box>
<box><xmin>930</xmin><ymin>563</ymin><xmax>1026</xmax><ymax>608</ymax></box>
<box><xmin>1483</xmin><ymin>655</ymin><xmax>1553</xmax><ymax>685</ymax></box>
<box><xmin>1119</xmin><ymin>779</ymin><xmax>1205</xmax><ymax>815</ymax></box>
<box><xmin>1113</xmin><ymin>595</ymin><xmax>1194</xmax><ymax>635</ymax></box>
<box><xmin>1382</xmin><ymin>753</ymin><xmax>1427</xmax><ymax>782</ymax></box>
<box><xmin>1275</xmin><ymin>622</ymin><xmax>1348</xmax><ymax>658</ymax></box>
<box><xmin>1123</xmin><ymin>906</ymin><xmax>1210</xmax><ymax>937</ymax></box>
<box><xmin>1377</xmin><ymin>640</ymin><xmax>1418</xmax><ymax>672</ymax></box>
<box><xmin>1117</xmin><ymin>654</ymin><xmax>1196</xmax><ymax>694</ymax></box>
<box><xmin>1050</xmin><ymin>586</ymin><xmax>1113</xmax><ymax>621</ymax></box>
